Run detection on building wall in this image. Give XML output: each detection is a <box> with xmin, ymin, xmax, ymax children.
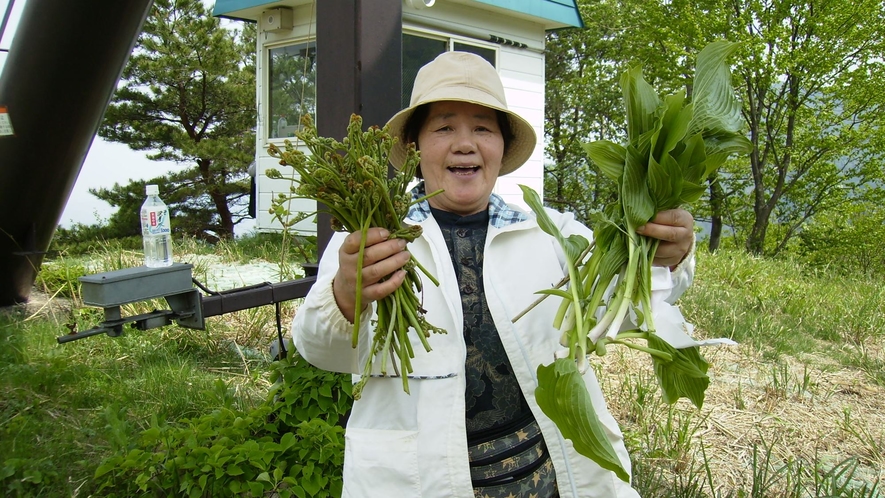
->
<box><xmin>252</xmin><ymin>1</ymin><xmax>548</xmax><ymax>233</ymax></box>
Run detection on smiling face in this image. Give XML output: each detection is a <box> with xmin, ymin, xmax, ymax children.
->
<box><xmin>416</xmin><ymin>101</ymin><xmax>505</xmax><ymax>217</ymax></box>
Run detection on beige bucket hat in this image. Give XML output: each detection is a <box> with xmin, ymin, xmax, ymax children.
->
<box><xmin>385</xmin><ymin>51</ymin><xmax>537</xmax><ymax>176</ymax></box>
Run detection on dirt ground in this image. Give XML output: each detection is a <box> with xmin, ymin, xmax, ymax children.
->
<box><xmin>600</xmin><ymin>339</ymin><xmax>885</xmax><ymax>494</ymax></box>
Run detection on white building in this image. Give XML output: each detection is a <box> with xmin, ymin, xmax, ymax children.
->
<box><xmin>213</xmin><ymin>0</ymin><xmax>583</xmax><ymax>235</ymax></box>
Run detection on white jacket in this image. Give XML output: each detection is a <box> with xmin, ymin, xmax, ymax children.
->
<box><xmin>292</xmin><ymin>202</ymin><xmax>693</xmax><ymax>498</ymax></box>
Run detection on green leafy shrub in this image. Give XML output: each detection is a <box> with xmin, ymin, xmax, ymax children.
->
<box><xmin>796</xmin><ymin>200</ymin><xmax>885</xmax><ymax>277</ymax></box>
<box><xmin>34</xmin><ymin>260</ymin><xmax>86</xmax><ymax>299</ymax></box>
<box><xmin>0</xmin><ymin>457</ymin><xmax>59</xmax><ymax>497</ymax></box>
<box><xmin>93</xmin><ymin>349</ymin><xmax>352</xmax><ymax>497</ymax></box>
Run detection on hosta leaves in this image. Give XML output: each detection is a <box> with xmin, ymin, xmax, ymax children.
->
<box><xmin>583</xmin><ymin>141</ymin><xmax>626</xmax><ymax>182</ymax></box>
<box><xmin>688</xmin><ymin>41</ymin><xmax>744</xmax><ymax>136</ymax></box>
<box><xmin>679</xmin><ymin>181</ymin><xmax>707</xmax><ymax>204</ymax></box>
<box><xmin>622</xmin><ymin>66</ymin><xmax>661</xmax><ymax>147</ymax></box>
<box><xmin>647</xmin><ymin>156</ymin><xmax>672</xmax><ymax>212</ymax></box>
<box><xmin>527</xmin><ymin>41</ymin><xmax>750</xmax><ymax>478</ymax></box>
<box><xmin>651</xmin><ymin>92</ymin><xmax>691</xmax><ymax>163</ymax></box>
<box><xmin>535</xmin><ymin>359</ymin><xmax>629</xmax><ymax>482</ymax></box>
<box><xmin>622</xmin><ymin>146</ymin><xmax>655</xmax><ymax>228</ymax></box>
<box><xmin>596</xmin><ymin>236</ymin><xmax>628</xmax><ymax>288</ymax></box>
<box><xmin>646</xmin><ymin>335</ymin><xmax>710</xmax><ymax>409</ymax></box>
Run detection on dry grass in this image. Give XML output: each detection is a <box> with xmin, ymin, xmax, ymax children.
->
<box><xmin>599</xmin><ymin>331</ymin><xmax>885</xmax><ymax>493</ymax></box>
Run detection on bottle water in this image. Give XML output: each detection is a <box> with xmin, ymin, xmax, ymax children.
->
<box><xmin>141</xmin><ymin>184</ymin><xmax>173</xmax><ymax>267</ymax></box>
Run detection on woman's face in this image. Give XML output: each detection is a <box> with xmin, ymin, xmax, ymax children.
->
<box><xmin>416</xmin><ymin>101</ymin><xmax>505</xmax><ymax>216</ymax></box>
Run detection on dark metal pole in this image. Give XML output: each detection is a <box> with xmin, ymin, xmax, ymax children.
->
<box><xmin>0</xmin><ymin>0</ymin><xmax>154</xmax><ymax>305</ymax></box>
<box><xmin>315</xmin><ymin>0</ymin><xmax>402</xmax><ymax>261</ymax></box>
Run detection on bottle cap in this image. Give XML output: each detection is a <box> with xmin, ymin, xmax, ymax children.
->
<box><xmin>145</xmin><ymin>184</ymin><xmax>159</xmax><ymax>196</ymax></box>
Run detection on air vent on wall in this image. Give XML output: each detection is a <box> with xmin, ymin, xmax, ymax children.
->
<box><xmin>262</xmin><ymin>8</ymin><xmax>293</xmax><ymax>32</ymax></box>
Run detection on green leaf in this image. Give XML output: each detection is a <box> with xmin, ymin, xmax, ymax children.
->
<box><xmin>676</xmin><ymin>132</ymin><xmax>707</xmax><ymax>183</ymax></box>
<box><xmin>535</xmin><ymin>359</ymin><xmax>629</xmax><ymax>482</ymax></box>
<box><xmin>646</xmin><ymin>335</ymin><xmax>710</xmax><ymax>409</ymax></box>
<box><xmin>653</xmin><ymin>94</ymin><xmax>692</xmax><ymax>162</ymax></box>
<box><xmin>678</xmin><ymin>182</ymin><xmax>707</xmax><ymax>205</ymax></box>
<box><xmin>688</xmin><ymin>41</ymin><xmax>744</xmax><ymax>135</ymax></box>
<box><xmin>621</xmin><ymin>66</ymin><xmax>662</xmax><ymax>146</ymax></box>
<box><xmin>646</xmin><ymin>156</ymin><xmax>672</xmax><ymax>211</ymax></box>
<box><xmin>520</xmin><ymin>184</ymin><xmax>561</xmax><ymax>239</ymax></box>
<box><xmin>596</xmin><ymin>235</ymin><xmax>628</xmax><ymax>287</ymax></box>
<box><xmin>663</xmin><ymin>153</ymin><xmax>684</xmax><ymax>210</ymax></box>
<box><xmin>622</xmin><ymin>146</ymin><xmax>656</xmax><ymax>228</ymax></box>
<box><xmin>583</xmin><ymin>140</ymin><xmax>626</xmax><ymax>182</ymax></box>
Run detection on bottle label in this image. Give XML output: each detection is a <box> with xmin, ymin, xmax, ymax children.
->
<box><xmin>142</xmin><ymin>209</ymin><xmax>171</xmax><ymax>235</ymax></box>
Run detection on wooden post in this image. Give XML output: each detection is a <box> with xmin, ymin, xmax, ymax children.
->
<box><xmin>315</xmin><ymin>0</ymin><xmax>402</xmax><ymax>260</ymax></box>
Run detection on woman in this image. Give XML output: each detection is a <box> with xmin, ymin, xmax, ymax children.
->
<box><xmin>292</xmin><ymin>51</ymin><xmax>695</xmax><ymax>497</ymax></box>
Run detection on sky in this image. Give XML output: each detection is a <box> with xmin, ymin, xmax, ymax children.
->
<box><xmin>1</xmin><ymin>0</ymin><xmax>255</xmax><ymax>234</ymax></box>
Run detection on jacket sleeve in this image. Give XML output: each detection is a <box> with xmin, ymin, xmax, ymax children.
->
<box><xmin>290</xmin><ymin>231</ymin><xmax>372</xmax><ymax>375</ymax></box>
<box><xmin>659</xmin><ymin>231</ymin><xmax>696</xmax><ymax>305</ymax></box>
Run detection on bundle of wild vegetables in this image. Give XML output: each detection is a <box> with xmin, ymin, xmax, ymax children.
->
<box><xmin>516</xmin><ymin>41</ymin><xmax>752</xmax><ymax>481</ymax></box>
<box><xmin>267</xmin><ymin>114</ymin><xmax>445</xmax><ymax>400</ymax></box>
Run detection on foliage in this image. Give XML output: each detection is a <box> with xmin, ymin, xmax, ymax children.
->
<box><xmin>546</xmin><ymin>0</ymin><xmax>885</xmax><ymax>256</ymax></box>
<box><xmin>93</xmin><ymin>350</ymin><xmax>352</xmax><ymax>498</ymax></box>
<box><xmin>796</xmin><ymin>199</ymin><xmax>885</xmax><ymax>276</ymax></box>
<box><xmin>3</xmin><ymin>238</ymin><xmax>884</xmax><ymax>495</ymax></box>
<box><xmin>98</xmin><ymin>0</ymin><xmax>257</xmax><ymax>242</ymax></box>
<box><xmin>543</xmin><ymin>0</ymin><xmax>624</xmax><ymax>224</ymax></box>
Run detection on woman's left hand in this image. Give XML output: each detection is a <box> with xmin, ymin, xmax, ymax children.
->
<box><xmin>636</xmin><ymin>208</ymin><xmax>695</xmax><ymax>269</ymax></box>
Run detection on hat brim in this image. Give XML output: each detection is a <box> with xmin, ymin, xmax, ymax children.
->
<box><xmin>385</xmin><ymin>98</ymin><xmax>536</xmax><ymax>177</ymax></box>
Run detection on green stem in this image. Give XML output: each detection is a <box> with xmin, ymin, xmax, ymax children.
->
<box><xmin>411</xmin><ymin>255</ymin><xmax>439</xmax><ymax>287</ymax></box>
<box><xmin>351</xmin><ymin>206</ymin><xmax>377</xmax><ymax>348</ymax></box>
<box><xmin>608</xmin><ymin>338</ymin><xmax>673</xmax><ymax>361</ymax></box>
<box><xmin>411</xmin><ymin>188</ymin><xmax>445</xmax><ymax>206</ymax></box>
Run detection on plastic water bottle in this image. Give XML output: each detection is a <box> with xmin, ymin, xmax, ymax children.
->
<box><xmin>141</xmin><ymin>184</ymin><xmax>173</xmax><ymax>267</ymax></box>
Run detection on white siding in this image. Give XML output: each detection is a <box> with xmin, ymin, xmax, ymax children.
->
<box><xmin>254</xmin><ymin>3</ymin><xmax>318</xmax><ymax>233</ymax></box>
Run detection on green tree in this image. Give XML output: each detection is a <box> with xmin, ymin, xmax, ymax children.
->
<box><xmin>727</xmin><ymin>0</ymin><xmax>885</xmax><ymax>255</ymax></box>
<box><xmin>796</xmin><ymin>198</ymin><xmax>885</xmax><ymax>276</ymax></box>
<box><xmin>548</xmin><ymin>0</ymin><xmax>885</xmax><ymax>256</ymax></box>
<box><xmin>98</xmin><ymin>0</ymin><xmax>256</xmax><ymax>242</ymax></box>
<box><xmin>543</xmin><ymin>0</ymin><xmax>625</xmax><ymax>224</ymax></box>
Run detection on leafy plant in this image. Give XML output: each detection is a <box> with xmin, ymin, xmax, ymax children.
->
<box><xmin>518</xmin><ymin>41</ymin><xmax>753</xmax><ymax>480</ymax></box>
<box><xmin>266</xmin><ymin>114</ymin><xmax>445</xmax><ymax>399</ymax></box>
<box><xmin>92</xmin><ymin>350</ymin><xmax>352</xmax><ymax>497</ymax></box>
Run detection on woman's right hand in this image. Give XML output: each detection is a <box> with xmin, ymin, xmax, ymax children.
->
<box><xmin>332</xmin><ymin>227</ymin><xmax>412</xmax><ymax>323</ymax></box>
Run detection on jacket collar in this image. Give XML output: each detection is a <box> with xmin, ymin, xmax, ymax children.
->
<box><xmin>407</xmin><ymin>182</ymin><xmax>528</xmax><ymax>229</ymax></box>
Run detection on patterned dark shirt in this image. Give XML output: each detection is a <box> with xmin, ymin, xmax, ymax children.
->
<box><xmin>431</xmin><ymin>206</ymin><xmax>558</xmax><ymax>498</ymax></box>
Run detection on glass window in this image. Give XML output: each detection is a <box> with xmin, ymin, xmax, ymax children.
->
<box><xmin>402</xmin><ymin>34</ymin><xmax>497</xmax><ymax>109</ymax></box>
<box><xmin>453</xmin><ymin>42</ymin><xmax>496</xmax><ymax>67</ymax></box>
<box><xmin>402</xmin><ymin>34</ymin><xmax>446</xmax><ymax>109</ymax></box>
<box><xmin>268</xmin><ymin>41</ymin><xmax>317</xmax><ymax>139</ymax></box>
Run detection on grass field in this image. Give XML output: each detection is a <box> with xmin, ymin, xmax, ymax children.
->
<box><xmin>1</xmin><ymin>235</ymin><xmax>882</xmax><ymax>497</ymax></box>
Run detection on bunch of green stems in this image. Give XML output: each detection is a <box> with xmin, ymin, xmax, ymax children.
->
<box><xmin>268</xmin><ymin>114</ymin><xmax>445</xmax><ymax>399</ymax></box>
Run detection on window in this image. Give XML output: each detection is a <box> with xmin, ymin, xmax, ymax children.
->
<box><xmin>268</xmin><ymin>41</ymin><xmax>317</xmax><ymax>139</ymax></box>
<box><xmin>402</xmin><ymin>33</ymin><xmax>497</xmax><ymax>108</ymax></box>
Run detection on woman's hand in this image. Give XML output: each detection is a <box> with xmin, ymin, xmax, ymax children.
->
<box><xmin>636</xmin><ymin>208</ymin><xmax>695</xmax><ymax>269</ymax></box>
<box><xmin>332</xmin><ymin>227</ymin><xmax>412</xmax><ymax>323</ymax></box>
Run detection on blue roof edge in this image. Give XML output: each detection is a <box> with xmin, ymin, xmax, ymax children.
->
<box><xmin>474</xmin><ymin>0</ymin><xmax>583</xmax><ymax>28</ymax></box>
<box><xmin>213</xmin><ymin>0</ymin><xmax>278</xmax><ymax>18</ymax></box>
<box><xmin>214</xmin><ymin>0</ymin><xmax>584</xmax><ymax>28</ymax></box>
